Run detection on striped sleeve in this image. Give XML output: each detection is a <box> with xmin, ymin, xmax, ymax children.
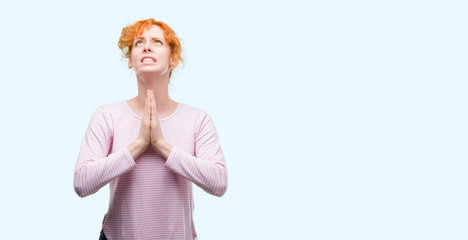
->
<box><xmin>164</xmin><ymin>111</ymin><xmax>228</xmax><ymax>197</ymax></box>
<box><xmin>73</xmin><ymin>106</ymin><xmax>137</xmax><ymax>198</ymax></box>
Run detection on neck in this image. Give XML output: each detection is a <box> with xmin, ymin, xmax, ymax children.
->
<box><xmin>133</xmin><ymin>72</ymin><xmax>175</xmax><ymax>114</ymax></box>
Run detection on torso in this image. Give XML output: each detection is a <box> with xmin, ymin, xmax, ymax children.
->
<box><xmin>99</xmin><ymin>100</ymin><xmax>201</xmax><ymax>239</ymax></box>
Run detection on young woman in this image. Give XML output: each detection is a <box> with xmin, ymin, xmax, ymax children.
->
<box><xmin>74</xmin><ymin>18</ymin><xmax>228</xmax><ymax>240</ymax></box>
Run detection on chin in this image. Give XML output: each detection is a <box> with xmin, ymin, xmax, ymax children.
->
<box><xmin>137</xmin><ymin>68</ymin><xmax>170</xmax><ymax>77</ymax></box>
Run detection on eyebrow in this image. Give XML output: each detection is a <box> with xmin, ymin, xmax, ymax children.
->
<box><xmin>134</xmin><ymin>37</ymin><xmax>164</xmax><ymax>41</ymax></box>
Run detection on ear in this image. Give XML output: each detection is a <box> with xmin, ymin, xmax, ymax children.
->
<box><xmin>128</xmin><ymin>57</ymin><xmax>133</xmax><ymax>69</ymax></box>
<box><xmin>170</xmin><ymin>58</ymin><xmax>179</xmax><ymax>68</ymax></box>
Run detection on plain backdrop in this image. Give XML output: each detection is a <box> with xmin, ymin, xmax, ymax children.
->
<box><xmin>0</xmin><ymin>1</ymin><xmax>467</xmax><ymax>239</ymax></box>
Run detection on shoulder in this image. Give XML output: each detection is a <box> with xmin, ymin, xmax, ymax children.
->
<box><xmin>171</xmin><ymin>102</ymin><xmax>212</xmax><ymax>130</ymax></box>
<box><xmin>90</xmin><ymin>100</ymin><xmax>128</xmax><ymax>127</ymax></box>
<box><xmin>171</xmin><ymin>102</ymin><xmax>201</xmax><ymax>119</ymax></box>
<box><xmin>178</xmin><ymin>103</ymin><xmax>219</xmax><ymax>134</ymax></box>
<box><xmin>177</xmin><ymin>102</ymin><xmax>210</xmax><ymax>121</ymax></box>
<box><xmin>94</xmin><ymin>100</ymin><xmax>132</xmax><ymax>118</ymax></box>
<box><xmin>96</xmin><ymin>100</ymin><xmax>127</xmax><ymax>114</ymax></box>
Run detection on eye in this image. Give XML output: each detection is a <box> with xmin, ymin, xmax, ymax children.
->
<box><xmin>154</xmin><ymin>40</ymin><xmax>163</xmax><ymax>45</ymax></box>
<box><xmin>135</xmin><ymin>40</ymin><xmax>143</xmax><ymax>46</ymax></box>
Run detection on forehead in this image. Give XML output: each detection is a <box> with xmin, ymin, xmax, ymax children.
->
<box><xmin>137</xmin><ymin>25</ymin><xmax>165</xmax><ymax>38</ymax></box>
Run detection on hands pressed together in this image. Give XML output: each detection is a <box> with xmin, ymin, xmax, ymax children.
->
<box><xmin>134</xmin><ymin>89</ymin><xmax>172</xmax><ymax>158</ymax></box>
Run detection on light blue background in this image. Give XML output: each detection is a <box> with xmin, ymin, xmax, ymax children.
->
<box><xmin>1</xmin><ymin>0</ymin><xmax>467</xmax><ymax>239</ymax></box>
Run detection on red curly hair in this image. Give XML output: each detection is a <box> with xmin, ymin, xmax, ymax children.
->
<box><xmin>118</xmin><ymin>18</ymin><xmax>183</xmax><ymax>79</ymax></box>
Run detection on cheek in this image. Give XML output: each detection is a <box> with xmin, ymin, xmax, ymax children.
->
<box><xmin>157</xmin><ymin>48</ymin><xmax>172</xmax><ymax>60</ymax></box>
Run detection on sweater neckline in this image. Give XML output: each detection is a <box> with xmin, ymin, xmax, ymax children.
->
<box><xmin>124</xmin><ymin>100</ymin><xmax>181</xmax><ymax>122</ymax></box>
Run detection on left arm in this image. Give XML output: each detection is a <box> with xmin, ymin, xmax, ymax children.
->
<box><xmin>154</xmin><ymin>112</ymin><xmax>228</xmax><ymax>197</ymax></box>
<box><xmin>148</xmin><ymin>92</ymin><xmax>228</xmax><ymax>197</ymax></box>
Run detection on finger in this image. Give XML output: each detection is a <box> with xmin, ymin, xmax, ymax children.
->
<box><xmin>145</xmin><ymin>91</ymin><xmax>151</xmax><ymax>121</ymax></box>
<box><xmin>151</xmin><ymin>91</ymin><xmax>155</xmax><ymax>113</ymax></box>
<box><xmin>150</xmin><ymin>91</ymin><xmax>157</xmax><ymax>115</ymax></box>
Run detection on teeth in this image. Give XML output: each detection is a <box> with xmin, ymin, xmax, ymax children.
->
<box><xmin>143</xmin><ymin>58</ymin><xmax>155</xmax><ymax>63</ymax></box>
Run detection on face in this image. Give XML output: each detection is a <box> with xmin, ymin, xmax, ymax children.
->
<box><xmin>129</xmin><ymin>25</ymin><xmax>175</xmax><ymax>76</ymax></box>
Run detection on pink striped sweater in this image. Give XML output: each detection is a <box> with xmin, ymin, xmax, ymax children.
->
<box><xmin>74</xmin><ymin>101</ymin><xmax>228</xmax><ymax>240</ymax></box>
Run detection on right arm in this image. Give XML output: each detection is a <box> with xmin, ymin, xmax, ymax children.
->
<box><xmin>74</xmin><ymin>94</ymin><xmax>152</xmax><ymax>198</ymax></box>
<box><xmin>73</xmin><ymin>107</ymin><xmax>136</xmax><ymax>198</ymax></box>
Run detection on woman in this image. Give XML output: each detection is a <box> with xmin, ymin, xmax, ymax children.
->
<box><xmin>74</xmin><ymin>18</ymin><xmax>228</xmax><ymax>240</ymax></box>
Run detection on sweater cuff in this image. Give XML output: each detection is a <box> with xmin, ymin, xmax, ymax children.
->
<box><xmin>165</xmin><ymin>146</ymin><xmax>185</xmax><ymax>170</ymax></box>
<box><xmin>121</xmin><ymin>147</ymin><xmax>138</xmax><ymax>169</ymax></box>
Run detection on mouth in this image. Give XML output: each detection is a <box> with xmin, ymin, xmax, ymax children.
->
<box><xmin>141</xmin><ymin>57</ymin><xmax>156</xmax><ymax>63</ymax></box>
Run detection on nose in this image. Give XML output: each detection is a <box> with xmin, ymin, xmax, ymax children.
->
<box><xmin>143</xmin><ymin>42</ymin><xmax>153</xmax><ymax>53</ymax></box>
<box><xmin>143</xmin><ymin>45</ymin><xmax>153</xmax><ymax>53</ymax></box>
<box><xmin>143</xmin><ymin>41</ymin><xmax>153</xmax><ymax>53</ymax></box>
<box><xmin>144</xmin><ymin>47</ymin><xmax>153</xmax><ymax>53</ymax></box>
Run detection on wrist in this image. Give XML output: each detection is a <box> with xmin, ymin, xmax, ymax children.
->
<box><xmin>128</xmin><ymin>140</ymin><xmax>148</xmax><ymax>160</ymax></box>
<box><xmin>151</xmin><ymin>139</ymin><xmax>166</xmax><ymax>149</ymax></box>
<box><xmin>152</xmin><ymin>139</ymin><xmax>173</xmax><ymax>159</ymax></box>
<box><xmin>136</xmin><ymin>138</ymin><xmax>150</xmax><ymax>148</ymax></box>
